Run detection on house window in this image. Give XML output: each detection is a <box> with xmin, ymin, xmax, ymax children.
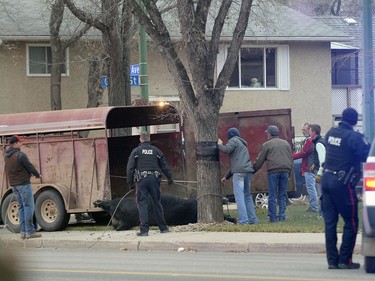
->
<box><xmin>331</xmin><ymin>50</ymin><xmax>358</xmax><ymax>85</ymax></box>
<box><xmin>218</xmin><ymin>45</ymin><xmax>289</xmax><ymax>90</ymax></box>
<box><xmin>27</xmin><ymin>45</ymin><xmax>68</xmax><ymax>76</ymax></box>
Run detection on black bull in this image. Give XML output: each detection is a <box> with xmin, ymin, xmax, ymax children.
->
<box><xmin>93</xmin><ymin>194</ymin><xmax>236</xmax><ymax>231</ymax></box>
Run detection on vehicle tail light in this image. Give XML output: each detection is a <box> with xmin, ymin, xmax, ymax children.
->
<box><xmin>364</xmin><ymin>162</ymin><xmax>375</xmax><ymax>191</ymax></box>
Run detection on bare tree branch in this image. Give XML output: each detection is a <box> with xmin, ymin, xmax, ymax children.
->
<box><xmin>63</xmin><ymin>0</ymin><xmax>108</xmax><ymax>32</ymax></box>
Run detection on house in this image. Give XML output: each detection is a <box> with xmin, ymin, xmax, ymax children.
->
<box><xmin>0</xmin><ymin>0</ymin><xmax>350</xmax><ymax>137</ymax></box>
<box><xmin>317</xmin><ymin>16</ymin><xmax>375</xmax><ymax>132</ymax></box>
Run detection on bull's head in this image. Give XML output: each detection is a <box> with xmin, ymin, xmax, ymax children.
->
<box><xmin>93</xmin><ymin>200</ymin><xmax>103</xmax><ymax>208</ymax></box>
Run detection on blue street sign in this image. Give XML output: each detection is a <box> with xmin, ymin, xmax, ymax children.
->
<box><xmin>101</xmin><ymin>76</ymin><xmax>108</xmax><ymax>89</ymax></box>
<box><xmin>130</xmin><ymin>64</ymin><xmax>140</xmax><ymax>76</ymax></box>
<box><xmin>130</xmin><ymin>76</ymin><xmax>139</xmax><ymax>86</ymax></box>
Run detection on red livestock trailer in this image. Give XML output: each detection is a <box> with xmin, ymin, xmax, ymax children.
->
<box><xmin>0</xmin><ymin>105</ymin><xmax>295</xmax><ymax>232</ymax></box>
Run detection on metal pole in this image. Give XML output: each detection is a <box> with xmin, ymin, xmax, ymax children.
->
<box><xmin>362</xmin><ymin>0</ymin><xmax>374</xmax><ymax>142</ymax></box>
<box><xmin>138</xmin><ymin>0</ymin><xmax>149</xmax><ymax>133</ymax></box>
<box><xmin>139</xmin><ymin>0</ymin><xmax>149</xmax><ymax>102</ymax></box>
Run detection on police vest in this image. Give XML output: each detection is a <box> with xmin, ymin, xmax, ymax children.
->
<box><xmin>135</xmin><ymin>143</ymin><xmax>162</xmax><ymax>173</ymax></box>
<box><xmin>325</xmin><ymin>127</ymin><xmax>354</xmax><ymax>172</ymax></box>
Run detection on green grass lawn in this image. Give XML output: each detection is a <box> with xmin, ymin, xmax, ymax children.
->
<box><xmin>204</xmin><ymin>203</ymin><xmax>363</xmax><ymax>233</ymax></box>
<box><xmin>65</xmin><ymin>203</ymin><xmax>363</xmax><ymax>233</ymax></box>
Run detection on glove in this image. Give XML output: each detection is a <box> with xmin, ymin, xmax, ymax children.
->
<box><xmin>168</xmin><ymin>178</ymin><xmax>174</xmax><ymax>185</ymax></box>
<box><xmin>315</xmin><ymin>174</ymin><xmax>321</xmax><ymax>183</ymax></box>
<box><xmin>129</xmin><ymin>183</ymin><xmax>135</xmax><ymax>190</ymax></box>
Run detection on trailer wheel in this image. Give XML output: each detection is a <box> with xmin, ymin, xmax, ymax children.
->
<box><xmin>255</xmin><ymin>193</ymin><xmax>268</xmax><ymax>209</ymax></box>
<box><xmin>35</xmin><ymin>190</ymin><xmax>69</xmax><ymax>231</ymax></box>
<box><xmin>1</xmin><ymin>194</ymin><xmax>20</xmax><ymax>233</ymax></box>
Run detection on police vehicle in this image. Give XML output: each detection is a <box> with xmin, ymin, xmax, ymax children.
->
<box><xmin>362</xmin><ymin>138</ymin><xmax>375</xmax><ymax>273</ymax></box>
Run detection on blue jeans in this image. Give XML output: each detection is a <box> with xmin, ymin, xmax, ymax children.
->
<box><xmin>232</xmin><ymin>173</ymin><xmax>258</xmax><ymax>224</ymax></box>
<box><xmin>268</xmin><ymin>172</ymin><xmax>289</xmax><ymax>222</ymax></box>
<box><xmin>12</xmin><ymin>184</ymin><xmax>36</xmax><ymax>236</ymax></box>
<box><xmin>304</xmin><ymin>172</ymin><xmax>318</xmax><ymax>211</ymax></box>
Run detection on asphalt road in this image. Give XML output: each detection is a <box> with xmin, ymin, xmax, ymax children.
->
<box><xmin>3</xmin><ymin>248</ymin><xmax>373</xmax><ymax>281</ymax></box>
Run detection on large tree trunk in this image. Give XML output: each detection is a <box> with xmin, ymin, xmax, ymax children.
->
<box><xmin>195</xmin><ymin>115</ymin><xmax>222</xmax><ymax>223</ymax></box>
<box><xmin>102</xmin><ymin>0</ymin><xmax>126</xmax><ymax>106</ymax></box>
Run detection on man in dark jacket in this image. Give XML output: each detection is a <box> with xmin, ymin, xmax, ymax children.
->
<box><xmin>4</xmin><ymin>135</ymin><xmax>41</xmax><ymax>239</ymax></box>
<box><xmin>127</xmin><ymin>132</ymin><xmax>173</xmax><ymax>236</ymax></box>
<box><xmin>322</xmin><ymin>108</ymin><xmax>370</xmax><ymax>270</ymax></box>
<box><xmin>218</xmin><ymin>127</ymin><xmax>258</xmax><ymax>225</ymax></box>
<box><xmin>253</xmin><ymin>125</ymin><xmax>293</xmax><ymax>223</ymax></box>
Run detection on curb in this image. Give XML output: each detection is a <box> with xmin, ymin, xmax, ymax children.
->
<box><xmin>0</xmin><ymin>237</ymin><xmax>361</xmax><ymax>254</ymax></box>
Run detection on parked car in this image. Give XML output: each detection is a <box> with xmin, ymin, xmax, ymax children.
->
<box><xmin>362</xmin><ymin>137</ymin><xmax>375</xmax><ymax>273</ymax></box>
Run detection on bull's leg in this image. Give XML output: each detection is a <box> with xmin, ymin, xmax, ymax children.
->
<box><xmin>224</xmin><ymin>214</ymin><xmax>237</xmax><ymax>224</ymax></box>
<box><xmin>116</xmin><ymin>223</ymin><xmax>131</xmax><ymax>231</ymax></box>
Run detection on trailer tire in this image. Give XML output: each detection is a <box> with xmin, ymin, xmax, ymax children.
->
<box><xmin>1</xmin><ymin>194</ymin><xmax>20</xmax><ymax>233</ymax></box>
<box><xmin>35</xmin><ymin>190</ymin><xmax>69</xmax><ymax>231</ymax></box>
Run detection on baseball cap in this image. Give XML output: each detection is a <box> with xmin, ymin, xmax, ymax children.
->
<box><xmin>265</xmin><ymin>125</ymin><xmax>280</xmax><ymax>136</ymax></box>
<box><xmin>9</xmin><ymin>135</ymin><xmax>25</xmax><ymax>144</ymax></box>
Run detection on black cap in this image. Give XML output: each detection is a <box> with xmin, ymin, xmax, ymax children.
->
<box><xmin>342</xmin><ymin>108</ymin><xmax>358</xmax><ymax>126</ymax></box>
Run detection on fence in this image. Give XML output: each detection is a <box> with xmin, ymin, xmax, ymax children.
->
<box><xmin>331</xmin><ymin>86</ymin><xmax>363</xmax><ymax>132</ymax></box>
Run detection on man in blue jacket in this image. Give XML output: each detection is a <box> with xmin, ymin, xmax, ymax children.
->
<box><xmin>218</xmin><ymin>128</ymin><xmax>258</xmax><ymax>225</ymax></box>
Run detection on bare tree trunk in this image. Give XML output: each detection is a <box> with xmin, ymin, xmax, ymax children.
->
<box><xmin>194</xmin><ymin>111</ymin><xmax>222</xmax><ymax>223</ymax></box>
<box><xmin>49</xmin><ymin>0</ymin><xmax>65</xmax><ymax>110</ymax></box>
<box><xmin>86</xmin><ymin>55</ymin><xmax>105</xmax><ymax>108</ymax></box>
<box><xmin>50</xmin><ymin>0</ymin><xmax>90</xmax><ymax>110</ymax></box>
<box><xmin>50</xmin><ymin>48</ymin><xmax>64</xmax><ymax>110</ymax></box>
<box><xmin>102</xmin><ymin>0</ymin><xmax>126</xmax><ymax>106</ymax></box>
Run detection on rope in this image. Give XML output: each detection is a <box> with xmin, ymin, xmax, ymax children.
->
<box><xmin>89</xmin><ymin>188</ymin><xmax>134</xmax><ymax>248</ymax></box>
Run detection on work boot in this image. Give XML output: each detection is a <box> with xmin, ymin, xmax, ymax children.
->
<box><xmin>338</xmin><ymin>263</ymin><xmax>360</xmax><ymax>269</ymax></box>
<box><xmin>160</xmin><ymin>229</ymin><xmax>169</xmax><ymax>234</ymax></box>
<box><xmin>26</xmin><ymin>233</ymin><xmax>42</xmax><ymax>239</ymax></box>
<box><xmin>328</xmin><ymin>264</ymin><xmax>338</xmax><ymax>269</ymax></box>
<box><xmin>136</xmin><ymin>232</ymin><xmax>148</xmax><ymax>237</ymax></box>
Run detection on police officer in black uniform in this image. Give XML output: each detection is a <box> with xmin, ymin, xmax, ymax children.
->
<box><xmin>126</xmin><ymin>132</ymin><xmax>173</xmax><ymax>236</ymax></box>
<box><xmin>322</xmin><ymin>108</ymin><xmax>370</xmax><ymax>270</ymax></box>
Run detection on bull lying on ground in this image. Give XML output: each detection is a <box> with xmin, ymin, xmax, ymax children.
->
<box><xmin>93</xmin><ymin>194</ymin><xmax>236</xmax><ymax>231</ymax></box>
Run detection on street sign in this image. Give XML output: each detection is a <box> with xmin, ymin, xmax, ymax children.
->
<box><xmin>130</xmin><ymin>64</ymin><xmax>140</xmax><ymax>76</ymax></box>
<box><xmin>102</xmin><ymin>64</ymin><xmax>140</xmax><ymax>88</ymax></box>
<box><xmin>130</xmin><ymin>64</ymin><xmax>140</xmax><ymax>87</ymax></box>
<box><xmin>101</xmin><ymin>76</ymin><xmax>108</xmax><ymax>89</ymax></box>
<box><xmin>130</xmin><ymin>76</ymin><xmax>139</xmax><ymax>86</ymax></box>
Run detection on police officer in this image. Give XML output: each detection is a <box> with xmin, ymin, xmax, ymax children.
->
<box><xmin>322</xmin><ymin>108</ymin><xmax>370</xmax><ymax>270</ymax></box>
<box><xmin>126</xmin><ymin>131</ymin><xmax>173</xmax><ymax>236</ymax></box>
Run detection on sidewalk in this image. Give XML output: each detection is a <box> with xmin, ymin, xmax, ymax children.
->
<box><xmin>0</xmin><ymin>227</ymin><xmax>362</xmax><ymax>254</ymax></box>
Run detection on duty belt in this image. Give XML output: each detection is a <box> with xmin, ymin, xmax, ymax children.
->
<box><xmin>324</xmin><ymin>169</ymin><xmax>341</xmax><ymax>175</ymax></box>
<box><xmin>140</xmin><ymin>171</ymin><xmax>160</xmax><ymax>178</ymax></box>
<box><xmin>324</xmin><ymin>169</ymin><xmax>346</xmax><ymax>181</ymax></box>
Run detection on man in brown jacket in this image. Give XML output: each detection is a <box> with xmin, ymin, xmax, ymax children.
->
<box><xmin>4</xmin><ymin>135</ymin><xmax>41</xmax><ymax>239</ymax></box>
<box><xmin>253</xmin><ymin>125</ymin><xmax>293</xmax><ymax>223</ymax></box>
